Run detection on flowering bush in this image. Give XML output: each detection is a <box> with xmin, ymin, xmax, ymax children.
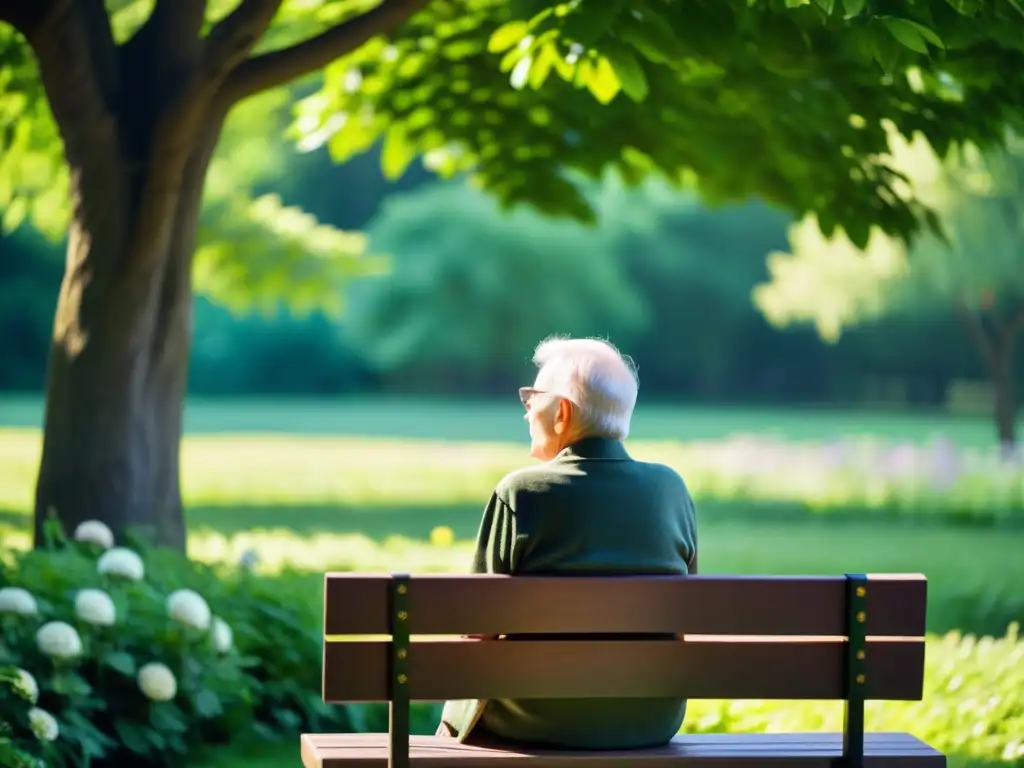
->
<box><xmin>630</xmin><ymin>435</ymin><xmax>1024</xmax><ymax>523</ymax></box>
<box><xmin>0</xmin><ymin>520</ymin><xmax>357</xmax><ymax>766</ymax></box>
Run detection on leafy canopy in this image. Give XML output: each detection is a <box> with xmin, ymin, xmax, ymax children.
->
<box><xmin>753</xmin><ymin>131</ymin><xmax>1024</xmax><ymax>343</ymax></box>
<box><xmin>297</xmin><ymin>0</ymin><xmax>1024</xmax><ymax>247</ymax></box>
<box><xmin>3</xmin><ymin>0</ymin><xmax>1024</xmax><ymax>294</ymax></box>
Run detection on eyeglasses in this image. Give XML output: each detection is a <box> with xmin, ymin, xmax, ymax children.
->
<box><xmin>519</xmin><ymin>387</ymin><xmax>575</xmax><ymax>410</ymax></box>
<box><xmin>519</xmin><ymin>387</ymin><xmax>543</xmax><ymax>408</ymax></box>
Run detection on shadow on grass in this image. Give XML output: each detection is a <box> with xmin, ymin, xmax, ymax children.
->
<box><xmin>3</xmin><ymin>497</ymin><xmax>1016</xmax><ymax>542</ymax></box>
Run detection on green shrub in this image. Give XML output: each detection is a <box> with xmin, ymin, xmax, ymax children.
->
<box><xmin>679</xmin><ymin>625</ymin><xmax>1024</xmax><ymax>767</ymax></box>
<box><xmin>0</xmin><ymin>523</ymin><xmax>355</xmax><ymax>767</ymax></box>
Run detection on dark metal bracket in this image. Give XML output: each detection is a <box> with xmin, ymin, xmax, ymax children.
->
<box><xmin>842</xmin><ymin>573</ymin><xmax>868</xmax><ymax>768</ymax></box>
<box><xmin>388</xmin><ymin>573</ymin><xmax>411</xmax><ymax>768</ymax></box>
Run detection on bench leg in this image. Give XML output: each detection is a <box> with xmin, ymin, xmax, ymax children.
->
<box><xmin>389</xmin><ymin>574</ymin><xmax>412</xmax><ymax>768</ymax></box>
<box><xmin>843</xmin><ymin>574</ymin><xmax>868</xmax><ymax>768</ymax></box>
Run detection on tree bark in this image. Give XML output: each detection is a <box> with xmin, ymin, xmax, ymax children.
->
<box><xmin>993</xmin><ymin>358</ymin><xmax>1017</xmax><ymax>452</ymax></box>
<box><xmin>25</xmin><ymin>2</ymin><xmax>228</xmax><ymax>550</ymax></box>
<box><xmin>958</xmin><ymin>301</ymin><xmax>1022</xmax><ymax>455</ymax></box>
<box><xmin>32</xmin><ymin>117</ymin><xmax>222</xmax><ymax>550</ymax></box>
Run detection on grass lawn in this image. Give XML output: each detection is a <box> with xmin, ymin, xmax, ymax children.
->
<box><xmin>0</xmin><ymin>398</ymin><xmax>1021</xmax><ymax>635</ymax></box>
<box><xmin>0</xmin><ymin>393</ymin><xmax>1002</xmax><ymax>444</ymax></box>
<box><xmin>0</xmin><ymin>397</ymin><xmax>1020</xmax><ymax>768</ymax></box>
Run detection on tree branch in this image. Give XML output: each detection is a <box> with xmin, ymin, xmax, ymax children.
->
<box><xmin>204</xmin><ymin>0</ymin><xmax>283</xmax><ymax>79</ymax></box>
<box><xmin>27</xmin><ymin>0</ymin><xmax>120</xmax><ymax>161</ymax></box>
<box><xmin>78</xmin><ymin>0</ymin><xmax>120</xmax><ymax>109</ymax></box>
<box><xmin>220</xmin><ymin>0</ymin><xmax>431</xmax><ymax>105</ymax></box>
<box><xmin>0</xmin><ymin>0</ymin><xmax>54</xmax><ymax>36</ymax></box>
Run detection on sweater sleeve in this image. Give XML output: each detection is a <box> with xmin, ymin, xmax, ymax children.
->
<box><xmin>471</xmin><ymin>491</ymin><xmax>518</xmax><ymax>575</ymax></box>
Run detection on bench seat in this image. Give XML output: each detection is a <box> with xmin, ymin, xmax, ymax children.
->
<box><xmin>302</xmin><ymin>732</ymin><xmax>946</xmax><ymax>767</ymax></box>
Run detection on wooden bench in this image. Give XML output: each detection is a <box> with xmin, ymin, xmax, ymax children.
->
<box><xmin>302</xmin><ymin>573</ymin><xmax>946</xmax><ymax>767</ymax></box>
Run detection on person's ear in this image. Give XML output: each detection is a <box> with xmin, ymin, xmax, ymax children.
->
<box><xmin>553</xmin><ymin>398</ymin><xmax>572</xmax><ymax>434</ymax></box>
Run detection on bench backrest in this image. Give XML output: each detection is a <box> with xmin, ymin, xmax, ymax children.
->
<box><xmin>321</xmin><ymin>573</ymin><xmax>927</xmax><ymax>703</ymax></box>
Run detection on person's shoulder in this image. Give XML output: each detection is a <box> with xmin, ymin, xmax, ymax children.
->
<box><xmin>634</xmin><ymin>460</ymin><xmax>691</xmax><ymax>492</ymax></box>
<box><xmin>493</xmin><ymin>462</ymin><xmax>564</xmax><ymax>503</ymax></box>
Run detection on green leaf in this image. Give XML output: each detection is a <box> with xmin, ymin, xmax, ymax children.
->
<box><xmin>785</xmin><ymin>0</ymin><xmax>811</xmax><ymax>7</ymax></box>
<box><xmin>149</xmin><ymin>702</ymin><xmax>188</xmax><ymax>734</ymax></box>
<box><xmin>1</xmin><ymin>198</ymin><xmax>28</xmax><ymax>232</ymax></box>
<box><xmin>585</xmin><ymin>56</ymin><xmax>622</xmax><ymax>104</ymax></box>
<box><xmin>52</xmin><ymin>672</ymin><xmax>92</xmax><ymax>698</ymax></box>
<box><xmin>616</xmin><ymin>13</ymin><xmax>682</xmax><ymax>64</ymax></box>
<box><xmin>814</xmin><ymin>0</ymin><xmax>836</xmax><ymax>15</ymax></box>
<box><xmin>845</xmin><ymin>219</ymin><xmax>871</xmax><ymax>250</ymax></box>
<box><xmin>114</xmin><ymin>720</ymin><xmax>152</xmax><ymax>755</ymax></box>
<box><xmin>602</xmin><ymin>44</ymin><xmax>649</xmax><ymax>102</ymax></box>
<box><xmin>527</xmin><ymin>43</ymin><xmax>557</xmax><ymax>89</ymax></box>
<box><xmin>102</xmin><ymin>651</ymin><xmax>136</xmax><ymax>676</ymax></box>
<box><xmin>911</xmin><ymin>21</ymin><xmax>945</xmax><ymax>48</ymax></box>
<box><xmin>380</xmin><ymin>125</ymin><xmax>417</xmax><ymax>180</ymax></box>
<box><xmin>488</xmin><ymin>21</ymin><xmax>529</xmax><ymax>53</ymax></box>
<box><xmin>193</xmin><ymin>689</ymin><xmax>224</xmax><ymax>719</ymax></box>
<box><xmin>881</xmin><ymin>17</ymin><xmax>943</xmax><ymax>53</ymax></box>
<box><xmin>842</xmin><ymin>0</ymin><xmax>866</xmax><ymax>18</ymax></box>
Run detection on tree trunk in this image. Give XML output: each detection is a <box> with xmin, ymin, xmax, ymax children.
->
<box><xmin>29</xmin><ymin>67</ymin><xmax>224</xmax><ymax>550</ymax></box>
<box><xmin>992</xmin><ymin>348</ymin><xmax>1018</xmax><ymax>457</ymax></box>
<box><xmin>958</xmin><ymin>301</ymin><xmax>1022</xmax><ymax>457</ymax></box>
<box><xmin>11</xmin><ymin>0</ymin><xmax>429</xmax><ymax>550</ymax></box>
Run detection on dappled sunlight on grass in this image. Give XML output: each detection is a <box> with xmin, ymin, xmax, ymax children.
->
<box><xmin>1</xmin><ymin>428</ymin><xmax>1021</xmax><ymax>523</ymax></box>
<box><xmin>172</xmin><ymin>517</ymin><xmax>1024</xmax><ymax>638</ymax></box>
<box><xmin>186</xmin><ymin>527</ymin><xmax>474</xmax><ymax>574</ymax></box>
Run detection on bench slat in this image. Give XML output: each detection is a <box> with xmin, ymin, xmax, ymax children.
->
<box><xmin>302</xmin><ymin>732</ymin><xmax>946</xmax><ymax>767</ymax></box>
<box><xmin>323</xmin><ymin>574</ymin><xmax>926</xmax><ymax>638</ymax></box>
<box><xmin>323</xmin><ymin>637</ymin><xmax>924</xmax><ymax>702</ymax></box>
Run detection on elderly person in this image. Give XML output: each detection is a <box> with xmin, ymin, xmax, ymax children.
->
<box><xmin>438</xmin><ymin>336</ymin><xmax>698</xmax><ymax>749</ymax></box>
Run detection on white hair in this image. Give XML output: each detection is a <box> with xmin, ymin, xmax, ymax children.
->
<box><xmin>532</xmin><ymin>336</ymin><xmax>639</xmax><ymax>440</ymax></box>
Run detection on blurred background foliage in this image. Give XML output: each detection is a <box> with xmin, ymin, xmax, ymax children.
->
<box><xmin>1</xmin><ymin>124</ymin><xmax>1012</xmax><ymax>409</ymax></box>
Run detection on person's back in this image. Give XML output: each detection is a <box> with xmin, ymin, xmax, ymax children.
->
<box><xmin>439</xmin><ymin>336</ymin><xmax>698</xmax><ymax>750</ymax></box>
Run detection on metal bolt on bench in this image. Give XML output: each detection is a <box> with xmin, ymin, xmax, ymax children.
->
<box><xmin>389</xmin><ymin>574</ymin><xmax>411</xmax><ymax>768</ymax></box>
<box><xmin>843</xmin><ymin>573</ymin><xmax>868</xmax><ymax>768</ymax></box>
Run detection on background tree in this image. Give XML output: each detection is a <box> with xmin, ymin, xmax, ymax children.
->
<box><xmin>591</xmin><ymin>176</ymin><xmax>793</xmax><ymax>398</ymax></box>
<box><xmin>347</xmin><ymin>180</ymin><xmax>649</xmax><ymax>392</ymax></box>
<box><xmin>2</xmin><ymin>0</ymin><xmax>1024</xmax><ymax>548</ymax></box>
<box><xmin>754</xmin><ymin>132</ymin><xmax>1024</xmax><ymax>450</ymax></box>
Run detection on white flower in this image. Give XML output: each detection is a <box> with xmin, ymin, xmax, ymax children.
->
<box><xmin>74</xmin><ymin>588</ymin><xmax>116</xmax><ymax>627</ymax></box>
<box><xmin>96</xmin><ymin>547</ymin><xmax>144</xmax><ymax>581</ymax></box>
<box><xmin>0</xmin><ymin>587</ymin><xmax>38</xmax><ymax>616</ymax></box>
<box><xmin>211</xmin><ymin>617</ymin><xmax>233</xmax><ymax>653</ymax></box>
<box><xmin>137</xmin><ymin>662</ymin><xmax>177</xmax><ymax>701</ymax></box>
<box><xmin>13</xmin><ymin>668</ymin><xmax>38</xmax><ymax>704</ymax></box>
<box><xmin>35</xmin><ymin>621</ymin><xmax>83</xmax><ymax>660</ymax></box>
<box><xmin>73</xmin><ymin>520</ymin><xmax>114</xmax><ymax>550</ymax></box>
<box><xmin>28</xmin><ymin>707</ymin><xmax>59</xmax><ymax>741</ymax></box>
<box><xmin>166</xmin><ymin>589</ymin><xmax>211</xmax><ymax>631</ymax></box>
